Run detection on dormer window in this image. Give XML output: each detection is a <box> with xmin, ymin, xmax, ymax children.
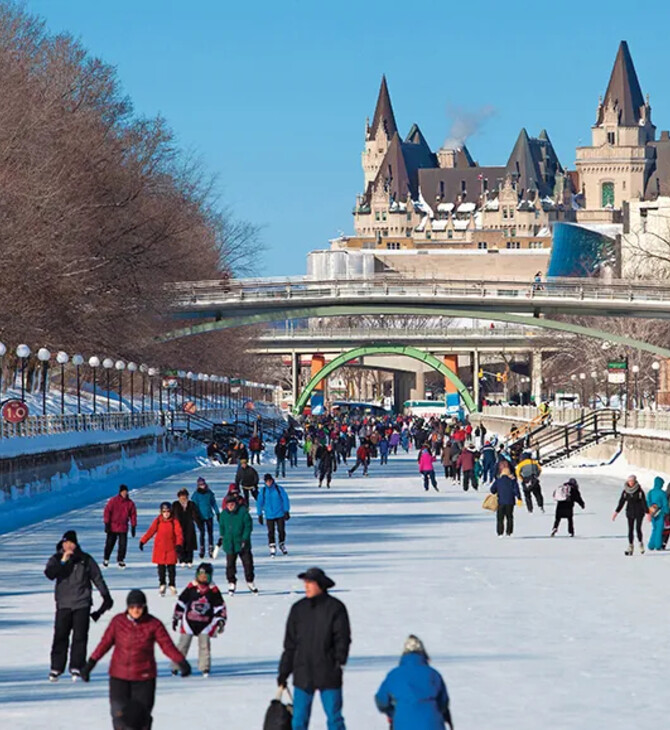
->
<box><xmin>607</xmin><ymin>131</ymin><xmax>615</xmax><ymax>145</ymax></box>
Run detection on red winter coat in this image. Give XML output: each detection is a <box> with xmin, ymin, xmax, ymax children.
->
<box><xmin>457</xmin><ymin>448</ymin><xmax>477</xmax><ymax>471</ymax></box>
<box><xmin>103</xmin><ymin>495</ymin><xmax>137</xmax><ymax>534</ymax></box>
<box><xmin>91</xmin><ymin>611</ymin><xmax>184</xmax><ymax>681</ymax></box>
<box><xmin>140</xmin><ymin>516</ymin><xmax>183</xmax><ymax>565</ymax></box>
<box><xmin>356</xmin><ymin>444</ymin><xmax>369</xmax><ymax>461</ymax></box>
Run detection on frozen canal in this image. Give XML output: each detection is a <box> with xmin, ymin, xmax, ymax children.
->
<box><xmin>0</xmin><ymin>453</ymin><xmax>666</xmax><ymax>729</ymax></box>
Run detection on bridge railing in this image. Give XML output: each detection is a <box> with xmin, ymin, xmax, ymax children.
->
<box><xmin>255</xmin><ymin>326</ymin><xmax>572</xmax><ymax>340</ymax></box>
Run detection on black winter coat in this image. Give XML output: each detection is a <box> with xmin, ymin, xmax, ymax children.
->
<box><xmin>615</xmin><ymin>485</ymin><xmax>649</xmax><ymax>519</ymax></box>
<box><xmin>44</xmin><ymin>545</ymin><xmax>110</xmax><ymax>610</ymax></box>
<box><xmin>235</xmin><ymin>464</ymin><xmax>259</xmax><ymax>490</ymax></box>
<box><xmin>318</xmin><ymin>450</ymin><xmax>337</xmax><ymax>476</ymax></box>
<box><xmin>279</xmin><ymin>592</ymin><xmax>351</xmax><ymax>691</ymax></box>
<box><xmin>172</xmin><ymin>500</ymin><xmax>202</xmax><ymax>553</ymax></box>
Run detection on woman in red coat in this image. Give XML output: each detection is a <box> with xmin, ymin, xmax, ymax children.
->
<box><xmin>80</xmin><ymin>589</ymin><xmax>191</xmax><ymax>729</ymax></box>
<box><xmin>139</xmin><ymin>502</ymin><xmax>184</xmax><ymax>596</ymax></box>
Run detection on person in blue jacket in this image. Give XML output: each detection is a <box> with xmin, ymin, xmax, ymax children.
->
<box><xmin>490</xmin><ymin>461</ymin><xmax>521</xmax><ymax>537</ymax></box>
<box><xmin>480</xmin><ymin>440</ymin><xmax>497</xmax><ymax>484</ymax></box>
<box><xmin>257</xmin><ymin>474</ymin><xmax>291</xmax><ymax>557</ymax></box>
<box><xmin>191</xmin><ymin>478</ymin><xmax>220</xmax><ymax>559</ymax></box>
<box><xmin>375</xmin><ymin>635</ymin><xmax>453</xmax><ymax>730</ymax></box>
<box><xmin>646</xmin><ymin>476</ymin><xmax>669</xmax><ymax>551</ymax></box>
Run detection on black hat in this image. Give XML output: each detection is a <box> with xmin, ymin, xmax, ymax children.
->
<box><xmin>263</xmin><ymin>473</ymin><xmax>274</xmax><ymax>482</ymax></box>
<box><xmin>119</xmin><ymin>484</ymin><xmax>129</xmax><ymax>494</ymax></box>
<box><xmin>297</xmin><ymin>567</ymin><xmax>335</xmax><ymax>590</ymax></box>
<box><xmin>62</xmin><ymin>530</ymin><xmax>78</xmax><ymax>544</ymax></box>
<box><xmin>196</xmin><ymin>562</ymin><xmax>213</xmax><ymax>580</ymax></box>
<box><xmin>126</xmin><ymin>589</ymin><xmax>147</xmax><ymax>607</ymax></box>
<box><xmin>160</xmin><ymin>501</ymin><xmax>172</xmax><ymax>512</ymax></box>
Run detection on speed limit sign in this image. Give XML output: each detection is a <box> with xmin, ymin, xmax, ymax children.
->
<box><xmin>2</xmin><ymin>399</ymin><xmax>29</xmax><ymax>424</ymax></box>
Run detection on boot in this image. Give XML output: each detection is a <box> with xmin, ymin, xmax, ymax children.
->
<box><xmin>247</xmin><ymin>581</ymin><xmax>259</xmax><ymax>594</ymax></box>
<box><xmin>624</xmin><ymin>544</ymin><xmax>634</xmax><ymax>556</ymax></box>
<box><xmin>639</xmin><ymin>542</ymin><xmax>645</xmax><ymax>555</ymax></box>
<box><xmin>279</xmin><ymin>542</ymin><xmax>288</xmax><ymax>555</ymax></box>
<box><xmin>269</xmin><ymin>543</ymin><xmax>276</xmax><ymax>557</ymax></box>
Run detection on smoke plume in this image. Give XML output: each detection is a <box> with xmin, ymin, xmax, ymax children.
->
<box><xmin>443</xmin><ymin>105</ymin><xmax>496</xmax><ymax>149</ymax></box>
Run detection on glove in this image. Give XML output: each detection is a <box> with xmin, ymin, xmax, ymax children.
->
<box><xmin>258</xmin><ymin>515</ymin><xmax>264</xmax><ymax>526</ymax></box>
<box><xmin>80</xmin><ymin>657</ymin><xmax>97</xmax><ymax>683</ymax></box>
<box><xmin>131</xmin><ymin>526</ymin><xmax>136</xmax><ymax>538</ymax></box>
<box><xmin>91</xmin><ymin>609</ymin><xmax>103</xmax><ymax>622</ymax></box>
<box><xmin>516</xmin><ymin>499</ymin><xmax>523</xmax><ymax>507</ymax></box>
<box><xmin>178</xmin><ymin>659</ymin><xmax>192</xmax><ymax>677</ymax></box>
<box><xmin>216</xmin><ymin>620</ymin><xmax>226</xmax><ymax>635</ymax></box>
<box><xmin>104</xmin><ymin>523</ymin><xmax>110</xmax><ymax>534</ymax></box>
<box><xmin>172</xmin><ymin>616</ymin><xmax>179</xmax><ymax>631</ymax></box>
<box><xmin>139</xmin><ymin>541</ymin><xmax>144</xmax><ymax>551</ymax></box>
<box><xmin>284</xmin><ymin>512</ymin><xmax>290</xmax><ymax>521</ymax></box>
<box><xmin>102</xmin><ymin>595</ymin><xmax>114</xmax><ymax>612</ymax></box>
<box><xmin>176</xmin><ymin>546</ymin><xmax>183</xmax><ymax>561</ymax></box>
<box><xmin>217</xmin><ymin>538</ymin><xmax>223</xmax><ymax>548</ymax></box>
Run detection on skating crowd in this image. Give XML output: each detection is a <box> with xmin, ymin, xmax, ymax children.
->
<box><xmin>43</xmin><ymin>409</ymin><xmax>669</xmax><ymax>730</ymax></box>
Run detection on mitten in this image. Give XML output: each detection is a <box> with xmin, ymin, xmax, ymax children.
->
<box><xmin>80</xmin><ymin>658</ymin><xmax>97</xmax><ymax>682</ymax></box>
<box><xmin>139</xmin><ymin>542</ymin><xmax>144</xmax><ymax>551</ymax></box>
<box><xmin>91</xmin><ymin>609</ymin><xmax>103</xmax><ymax>622</ymax></box>
<box><xmin>104</xmin><ymin>523</ymin><xmax>110</xmax><ymax>534</ymax></box>
<box><xmin>285</xmin><ymin>512</ymin><xmax>290</xmax><ymax>521</ymax></box>
<box><xmin>131</xmin><ymin>526</ymin><xmax>136</xmax><ymax>538</ymax></box>
<box><xmin>179</xmin><ymin>659</ymin><xmax>192</xmax><ymax>677</ymax></box>
<box><xmin>258</xmin><ymin>515</ymin><xmax>264</xmax><ymax>526</ymax></box>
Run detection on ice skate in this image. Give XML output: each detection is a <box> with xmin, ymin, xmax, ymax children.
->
<box><xmin>159</xmin><ymin>584</ymin><xmax>167</xmax><ymax>596</ymax></box>
<box><xmin>70</xmin><ymin>669</ymin><xmax>81</xmax><ymax>682</ymax></box>
<box><xmin>102</xmin><ymin>559</ymin><xmax>109</xmax><ymax>568</ymax></box>
<box><xmin>228</xmin><ymin>582</ymin><xmax>236</xmax><ymax>596</ymax></box>
<box><xmin>624</xmin><ymin>544</ymin><xmax>634</xmax><ymax>556</ymax></box>
<box><xmin>202</xmin><ymin>672</ymin><xmax>209</xmax><ymax>678</ymax></box>
<box><xmin>550</xmin><ymin>528</ymin><xmax>557</xmax><ymax>537</ymax></box>
<box><xmin>270</xmin><ymin>543</ymin><xmax>277</xmax><ymax>557</ymax></box>
<box><xmin>279</xmin><ymin>542</ymin><xmax>288</xmax><ymax>555</ymax></box>
<box><xmin>169</xmin><ymin>585</ymin><xmax>177</xmax><ymax>596</ymax></box>
<box><xmin>639</xmin><ymin>542</ymin><xmax>645</xmax><ymax>554</ymax></box>
<box><xmin>199</xmin><ymin>547</ymin><xmax>205</xmax><ymax>559</ymax></box>
<box><xmin>208</xmin><ymin>545</ymin><xmax>214</xmax><ymax>558</ymax></box>
<box><xmin>117</xmin><ymin>561</ymin><xmax>126</xmax><ymax>569</ymax></box>
<box><xmin>247</xmin><ymin>581</ymin><xmax>259</xmax><ymax>594</ymax></box>
<box><xmin>48</xmin><ymin>670</ymin><xmax>61</xmax><ymax>682</ymax></box>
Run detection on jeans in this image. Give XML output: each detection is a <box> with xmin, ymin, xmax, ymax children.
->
<box><xmin>421</xmin><ymin>470</ymin><xmax>437</xmax><ymax>490</ymax></box>
<box><xmin>289</xmin><ymin>449</ymin><xmax>298</xmax><ymax>467</ymax></box>
<box><xmin>276</xmin><ymin>457</ymin><xmax>286</xmax><ymax>478</ymax></box>
<box><xmin>198</xmin><ymin>518</ymin><xmax>214</xmax><ymax>555</ymax></box>
<box><xmin>50</xmin><ymin>607</ymin><xmax>90</xmax><ymax>673</ymax></box>
<box><xmin>250</xmin><ymin>450</ymin><xmax>261</xmax><ymax>465</ymax></box>
<box><xmin>379</xmin><ymin>452</ymin><xmax>388</xmax><ymax>465</ymax></box>
<box><xmin>292</xmin><ymin>687</ymin><xmax>345</xmax><ymax>730</ymax></box>
<box><xmin>109</xmin><ymin>677</ymin><xmax>155</xmax><ymax>730</ymax></box>
<box><xmin>104</xmin><ymin>532</ymin><xmax>128</xmax><ymax>562</ymax></box>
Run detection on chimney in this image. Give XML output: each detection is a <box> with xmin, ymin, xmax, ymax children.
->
<box><xmin>660</xmin><ymin>130</ymin><xmax>670</xmax><ymax>141</ymax></box>
<box><xmin>437</xmin><ymin>148</ymin><xmax>457</xmax><ymax>168</ymax></box>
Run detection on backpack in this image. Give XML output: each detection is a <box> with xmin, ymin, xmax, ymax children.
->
<box><xmin>554</xmin><ymin>483</ymin><xmax>571</xmax><ymax>502</ymax></box>
<box><xmin>264</xmin><ymin>688</ymin><xmax>293</xmax><ymax>730</ymax></box>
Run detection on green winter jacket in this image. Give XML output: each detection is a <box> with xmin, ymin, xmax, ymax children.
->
<box><xmin>218</xmin><ymin>503</ymin><xmax>253</xmax><ymax>554</ymax></box>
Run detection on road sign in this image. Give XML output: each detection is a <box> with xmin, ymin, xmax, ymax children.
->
<box><xmin>607</xmin><ymin>360</ymin><xmax>627</xmax><ymax>370</ymax></box>
<box><xmin>2</xmin><ymin>399</ymin><xmax>29</xmax><ymax>424</ymax></box>
<box><xmin>607</xmin><ymin>372</ymin><xmax>626</xmax><ymax>384</ymax></box>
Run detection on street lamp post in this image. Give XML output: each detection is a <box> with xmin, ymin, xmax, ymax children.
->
<box><xmin>89</xmin><ymin>357</ymin><xmax>100</xmax><ymax>413</ymax></box>
<box><xmin>102</xmin><ymin>358</ymin><xmax>114</xmax><ymax>413</ymax></box>
<box><xmin>127</xmin><ymin>363</ymin><xmax>137</xmax><ymax>414</ymax></box>
<box><xmin>652</xmin><ymin>361</ymin><xmax>661</xmax><ymax>409</ymax></box>
<box><xmin>603</xmin><ymin>369</ymin><xmax>610</xmax><ymax>407</ymax></box>
<box><xmin>579</xmin><ymin>372</ymin><xmax>586</xmax><ymax>408</ymax></box>
<box><xmin>115</xmin><ymin>360</ymin><xmax>126</xmax><ymax>412</ymax></box>
<box><xmin>72</xmin><ymin>355</ymin><xmax>84</xmax><ymax>414</ymax></box>
<box><xmin>631</xmin><ymin>364</ymin><xmax>640</xmax><ymax>409</ymax></box>
<box><xmin>148</xmin><ymin>368</ymin><xmax>157</xmax><ymax>411</ymax></box>
<box><xmin>140</xmin><ymin>364</ymin><xmax>148</xmax><ymax>412</ymax></box>
<box><xmin>37</xmin><ymin>348</ymin><xmax>51</xmax><ymax>416</ymax></box>
<box><xmin>0</xmin><ymin>341</ymin><xmax>6</xmax><ymax>396</ymax></box>
<box><xmin>16</xmin><ymin>344</ymin><xmax>31</xmax><ymax>402</ymax></box>
<box><xmin>177</xmin><ymin>370</ymin><xmax>186</xmax><ymax>410</ymax></box>
<box><xmin>590</xmin><ymin>371</ymin><xmax>598</xmax><ymax>408</ymax></box>
<box><xmin>56</xmin><ymin>351</ymin><xmax>69</xmax><ymax>415</ymax></box>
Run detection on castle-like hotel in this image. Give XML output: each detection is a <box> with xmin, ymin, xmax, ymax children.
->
<box><xmin>313</xmin><ymin>42</ymin><xmax>670</xmax><ymax>279</ymax></box>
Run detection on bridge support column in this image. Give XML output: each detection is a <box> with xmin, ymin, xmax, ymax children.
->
<box><xmin>291</xmin><ymin>351</ymin><xmax>300</xmax><ymax>410</ymax></box>
<box><xmin>410</xmin><ymin>369</ymin><xmax>425</xmax><ymax>401</ymax></box>
<box><xmin>310</xmin><ymin>353</ymin><xmax>326</xmax><ymax>411</ymax></box>
<box><xmin>473</xmin><ymin>350</ymin><xmax>481</xmax><ymax>411</ymax></box>
<box><xmin>531</xmin><ymin>350</ymin><xmax>543</xmax><ymax>404</ymax></box>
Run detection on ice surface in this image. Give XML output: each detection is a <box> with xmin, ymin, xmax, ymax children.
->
<box><xmin>0</xmin><ymin>453</ymin><xmax>668</xmax><ymax>729</ymax></box>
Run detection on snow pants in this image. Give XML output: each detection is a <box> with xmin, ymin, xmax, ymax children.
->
<box><xmin>496</xmin><ymin>504</ymin><xmax>515</xmax><ymax>536</ymax></box>
<box><xmin>276</xmin><ymin>457</ymin><xmax>287</xmax><ymax>478</ymax></box>
<box><xmin>157</xmin><ymin>564</ymin><xmax>176</xmax><ymax>587</ymax></box>
<box><xmin>51</xmin><ymin>607</ymin><xmax>90</xmax><ymax>673</ymax></box>
<box><xmin>318</xmin><ymin>468</ymin><xmax>334</xmax><ymax>488</ymax></box>
<box><xmin>292</xmin><ymin>687</ymin><xmax>345</xmax><ymax>730</ymax></box>
<box><xmin>553</xmin><ymin>503</ymin><xmax>575</xmax><ymax>535</ymax></box>
<box><xmin>421</xmin><ymin>470</ymin><xmax>438</xmax><ymax>491</ymax></box>
<box><xmin>482</xmin><ymin>462</ymin><xmax>496</xmax><ymax>483</ymax></box>
<box><xmin>380</xmin><ymin>452</ymin><xmax>388</xmax><ymax>465</ymax></box>
<box><xmin>241</xmin><ymin>487</ymin><xmax>258</xmax><ymax>507</ymax></box>
<box><xmin>522</xmin><ymin>479</ymin><xmax>544</xmax><ymax>513</ymax></box>
<box><xmin>104</xmin><ymin>532</ymin><xmax>128</xmax><ymax>563</ymax></box>
<box><xmin>649</xmin><ymin>516</ymin><xmax>665</xmax><ymax>550</ymax></box>
<box><xmin>462</xmin><ymin>469</ymin><xmax>476</xmax><ymax>491</ymax></box>
<box><xmin>267</xmin><ymin>517</ymin><xmax>286</xmax><ymax>546</ymax></box>
<box><xmin>198</xmin><ymin>518</ymin><xmax>214</xmax><ymax>555</ymax></box>
<box><xmin>627</xmin><ymin>514</ymin><xmax>644</xmax><ymax>544</ymax></box>
<box><xmin>109</xmin><ymin>676</ymin><xmax>155</xmax><ymax>730</ymax></box>
<box><xmin>348</xmin><ymin>458</ymin><xmax>368</xmax><ymax>476</ymax></box>
<box><xmin>173</xmin><ymin>633</ymin><xmax>211</xmax><ymax>674</ymax></box>
<box><xmin>226</xmin><ymin>547</ymin><xmax>254</xmax><ymax>584</ymax></box>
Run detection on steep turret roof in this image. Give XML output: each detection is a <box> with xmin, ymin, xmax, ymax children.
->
<box><xmin>369</xmin><ymin>75</ymin><xmax>398</xmax><ymax>142</ymax></box>
<box><xmin>602</xmin><ymin>41</ymin><xmax>645</xmax><ymax>126</ymax></box>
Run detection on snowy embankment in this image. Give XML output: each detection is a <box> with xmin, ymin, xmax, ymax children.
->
<box><xmin>1</xmin><ymin>453</ymin><xmax>669</xmax><ymax>729</ymax></box>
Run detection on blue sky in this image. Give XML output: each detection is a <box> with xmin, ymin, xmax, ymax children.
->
<box><xmin>26</xmin><ymin>0</ymin><xmax>670</xmax><ymax>276</ymax></box>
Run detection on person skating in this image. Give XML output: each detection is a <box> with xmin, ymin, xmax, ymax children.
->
<box><xmin>418</xmin><ymin>445</ymin><xmax>439</xmax><ymax>492</ymax></box>
<box><xmin>646</xmin><ymin>476</ymin><xmax>669</xmax><ymax>551</ymax></box>
<box><xmin>171</xmin><ymin>563</ymin><xmax>227</xmax><ymax>678</ymax></box>
<box><xmin>516</xmin><ymin>452</ymin><xmax>544</xmax><ymax>513</ymax></box>
<box><xmin>456</xmin><ymin>443</ymin><xmax>479</xmax><ymax>492</ymax></box>
<box><xmin>102</xmin><ymin>484</ymin><xmax>137</xmax><ymax>568</ymax></box>
<box><xmin>275</xmin><ymin>437</ymin><xmax>288</xmax><ymax>478</ymax></box>
<box><xmin>191</xmin><ymin>477</ymin><xmax>220</xmax><ymax>559</ymax></box>
<box><xmin>218</xmin><ymin>492</ymin><xmax>257</xmax><ymax>595</ymax></box>
<box><xmin>613</xmin><ymin>474</ymin><xmax>649</xmax><ymax>555</ymax></box>
<box><xmin>490</xmin><ymin>462</ymin><xmax>521</xmax><ymax>537</ymax></box>
<box><xmin>235</xmin><ymin>457</ymin><xmax>260</xmax><ymax>506</ymax></box>
<box><xmin>551</xmin><ymin>478</ymin><xmax>585</xmax><ymax>536</ymax></box>
<box><xmin>379</xmin><ymin>436</ymin><xmax>389</xmax><ymax>465</ymax></box>
<box><xmin>348</xmin><ymin>441</ymin><xmax>370</xmax><ymax>477</ymax></box>
<box><xmin>375</xmin><ymin>635</ymin><xmax>453</xmax><ymax>730</ymax></box>
<box><xmin>288</xmin><ymin>433</ymin><xmax>299</xmax><ymax>467</ymax></box>
<box><xmin>80</xmin><ymin>589</ymin><xmax>191</xmax><ymax>728</ymax></box>
<box><xmin>258</xmin><ymin>473</ymin><xmax>291</xmax><ymax>557</ymax></box>
<box><xmin>45</xmin><ymin>529</ymin><xmax>113</xmax><ymax>682</ymax></box>
<box><xmin>249</xmin><ymin>432</ymin><xmax>263</xmax><ymax>465</ymax></box>
<box><xmin>318</xmin><ymin>443</ymin><xmax>338</xmax><ymax>488</ymax></box>
<box><xmin>139</xmin><ymin>502</ymin><xmax>184</xmax><ymax>596</ymax></box>
<box><xmin>172</xmin><ymin>488</ymin><xmax>202</xmax><ymax>567</ymax></box>
<box><xmin>480</xmin><ymin>440</ymin><xmax>497</xmax><ymax>484</ymax></box>
<box><xmin>278</xmin><ymin>567</ymin><xmax>351</xmax><ymax>730</ymax></box>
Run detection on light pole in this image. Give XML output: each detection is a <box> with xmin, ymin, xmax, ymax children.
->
<box><xmin>102</xmin><ymin>358</ymin><xmax>114</xmax><ymax>413</ymax></box>
<box><xmin>590</xmin><ymin>371</ymin><xmax>598</xmax><ymax>408</ymax></box>
<box><xmin>140</xmin><ymin>364</ymin><xmax>148</xmax><ymax>412</ymax></box>
<box><xmin>0</xmin><ymin>341</ymin><xmax>6</xmax><ymax>396</ymax></box>
<box><xmin>177</xmin><ymin>370</ymin><xmax>186</xmax><ymax>409</ymax></box>
<box><xmin>579</xmin><ymin>372</ymin><xmax>586</xmax><ymax>408</ymax></box>
<box><xmin>115</xmin><ymin>360</ymin><xmax>126</xmax><ymax>412</ymax></box>
<box><xmin>16</xmin><ymin>344</ymin><xmax>31</xmax><ymax>402</ymax></box>
<box><xmin>72</xmin><ymin>355</ymin><xmax>84</xmax><ymax>414</ymax></box>
<box><xmin>652</xmin><ymin>361</ymin><xmax>660</xmax><ymax>409</ymax></box>
<box><xmin>148</xmin><ymin>368</ymin><xmax>157</xmax><ymax>411</ymax></box>
<box><xmin>89</xmin><ymin>357</ymin><xmax>100</xmax><ymax>413</ymax></box>
<box><xmin>127</xmin><ymin>362</ymin><xmax>137</xmax><ymax>414</ymax></box>
<box><xmin>37</xmin><ymin>348</ymin><xmax>51</xmax><ymax>416</ymax></box>
<box><xmin>631</xmin><ymin>364</ymin><xmax>640</xmax><ymax>409</ymax></box>
<box><xmin>603</xmin><ymin>369</ymin><xmax>610</xmax><ymax>407</ymax></box>
<box><xmin>56</xmin><ymin>351</ymin><xmax>69</xmax><ymax>415</ymax></box>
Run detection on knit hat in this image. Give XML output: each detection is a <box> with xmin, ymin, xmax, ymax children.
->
<box><xmin>197</xmin><ymin>477</ymin><xmax>207</xmax><ymax>488</ymax></box>
<box><xmin>126</xmin><ymin>589</ymin><xmax>147</xmax><ymax>607</ymax></box>
<box><xmin>160</xmin><ymin>501</ymin><xmax>172</xmax><ymax>513</ymax></box>
<box><xmin>196</xmin><ymin>562</ymin><xmax>213</xmax><ymax>581</ymax></box>
<box><xmin>62</xmin><ymin>530</ymin><xmax>78</xmax><ymax>545</ymax></box>
<box><xmin>402</xmin><ymin>634</ymin><xmax>428</xmax><ymax>659</ymax></box>
<box><xmin>263</xmin><ymin>473</ymin><xmax>274</xmax><ymax>483</ymax></box>
<box><xmin>119</xmin><ymin>484</ymin><xmax>129</xmax><ymax>494</ymax></box>
<box><xmin>654</xmin><ymin>476</ymin><xmax>664</xmax><ymax>490</ymax></box>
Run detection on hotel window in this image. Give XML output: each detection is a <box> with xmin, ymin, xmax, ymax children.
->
<box><xmin>478</xmin><ymin>241</ymin><xmax>488</xmax><ymax>249</ymax></box>
<box><xmin>506</xmin><ymin>241</ymin><xmax>521</xmax><ymax>249</ymax></box>
<box><xmin>502</xmin><ymin>207</ymin><xmax>508</xmax><ymax>219</ymax></box>
<box><xmin>447</xmin><ymin>230</ymin><xmax>453</xmax><ymax>239</ymax></box>
<box><xmin>382</xmin><ymin>211</ymin><xmax>387</xmax><ymax>221</ymax></box>
<box><xmin>375</xmin><ymin>211</ymin><xmax>380</xmax><ymax>221</ymax></box>
<box><xmin>607</xmin><ymin>132</ymin><xmax>615</xmax><ymax>145</ymax></box>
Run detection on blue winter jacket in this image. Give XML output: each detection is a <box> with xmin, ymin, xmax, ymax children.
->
<box><xmin>379</xmin><ymin>439</ymin><xmax>390</xmax><ymax>455</ymax></box>
<box><xmin>191</xmin><ymin>487</ymin><xmax>219</xmax><ymax>521</ymax></box>
<box><xmin>257</xmin><ymin>481</ymin><xmax>290</xmax><ymax>520</ymax></box>
<box><xmin>647</xmin><ymin>477</ymin><xmax>669</xmax><ymax>519</ymax></box>
<box><xmin>490</xmin><ymin>475</ymin><xmax>521</xmax><ymax>506</ymax></box>
<box><xmin>481</xmin><ymin>445</ymin><xmax>496</xmax><ymax>468</ymax></box>
<box><xmin>375</xmin><ymin>653</ymin><xmax>451</xmax><ymax>730</ymax></box>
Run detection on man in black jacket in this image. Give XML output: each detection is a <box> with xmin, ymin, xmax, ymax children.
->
<box><xmin>234</xmin><ymin>458</ymin><xmax>259</xmax><ymax>506</ymax></box>
<box><xmin>278</xmin><ymin>567</ymin><xmax>351</xmax><ymax>729</ymax></box>
<box><xmin>44</xmin><ymin>529</ymin><xmax>113</xmax><ymax>681</ymax></box>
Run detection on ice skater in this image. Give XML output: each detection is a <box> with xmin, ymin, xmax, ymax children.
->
<box><xmin>612</xmin><ymin>475</ymin><xmax>649</xmax><ymax>555</ymax></box>
<box><xmin>490</xmin><ymin>462</ymin><xmax>521</xmax><ymax>537</ymax></box>
<box><xmin>551</xmin><ymin>478</ymin><xmax>585</xmax><ymax>536</ymax></box>
<box><xmin>646</xmin><ymin>476</ymin><xmax>669</xmax><ymax>551</ymax></box>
